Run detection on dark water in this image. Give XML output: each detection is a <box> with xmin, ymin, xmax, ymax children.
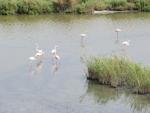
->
<box><xmin>0</xmin><ymin>13</ymin><xmax>150</xmax><ymax>113</ymax></box>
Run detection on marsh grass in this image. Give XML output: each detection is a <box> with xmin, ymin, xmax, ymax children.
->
<box><xmin>73</xmin><ymin>0</ymin><xmax>150</xmax><ymax>14</ymax></box>
<box><xmin>0</xmin><ymin>0</ymin><xmax>149</xmax><ymax>15</ymax></box>
<box><xmin>0</xmin><ymin>0</ymin><xmax>53</xmax><ymax>15</ymax></box>
<box><xmin>87</xmin><ymin>56</ymin><xmax>150</xmax><ymax>94</ymax></box>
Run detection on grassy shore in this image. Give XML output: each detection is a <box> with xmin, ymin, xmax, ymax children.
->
<box><xmin>0</xmin><ymin>0</ymin><xmax>149</xmax><ymax>15</ymax></box>
<box><xmin>87</xmin><ymin>56</ymin><xmax>150</xmax><ymax>94</ymax></box>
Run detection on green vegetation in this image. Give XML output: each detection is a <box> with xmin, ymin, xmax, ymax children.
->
<box><xmin>0</xmin><ymin>0</ymin><xmax>149</xmax><ymax>15</ymax></box>
<box><xmin>87</xmin><ymin>56</ymin><xmax>150</xmax><ymax>94</ymax></box>
<box><xmin>0</xmin><ymin>0</ymin><xmax>53</xmax><ymax>15</ymax></box>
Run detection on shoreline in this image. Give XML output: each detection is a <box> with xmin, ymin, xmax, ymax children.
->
<box><xmin>0</xmin><ymin>10</ymin><xmax>144</xmax><ymax>16</ymax></box>
<box><xmin>93</xmin><ymin>10</ymin><xmax>138</xmax><ymax>15</ymax></box>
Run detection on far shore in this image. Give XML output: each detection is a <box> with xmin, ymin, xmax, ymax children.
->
<box><xmin>93</xmin><ymin>10</ymin><xmax>138</xmax><ymax>15</ymax></box>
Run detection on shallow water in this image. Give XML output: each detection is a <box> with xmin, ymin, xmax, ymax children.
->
<box><xmin>0</xmin><ymin>13</ymin><xmax>150</xmax><ymax>113</ymax></box>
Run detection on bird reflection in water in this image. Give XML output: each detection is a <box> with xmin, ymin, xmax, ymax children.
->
<box><xmin>29</xmin><ymin>60</ymin><xmax>43</xmax><ymax>75</ymax></box>
<box><xmin>51</xmin><ymin>63</ymin><xmax>59</xmax><ymax>75</ymax></box>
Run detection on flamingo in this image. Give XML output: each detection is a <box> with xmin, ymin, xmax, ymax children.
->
<box><xmin>51</xmin><ymin>45</ymin><xmax>58</xmax><ymax>55</ymax></box>
<box><xmin>80</xmin><ymin>34</ymin><xmax>87</xmax><ymax>38</ymax></box>
<box><xmin>35</xmin><ymin>52</ymin><xmax>43</xmax><ymax>57</ymax></box>
<box><xmin>35</xmin><ymin>43</ymin><xmax>44</xmax><ymax>53</ymax></box>
<box><xmin>122</xmin><ymin>40</ymin><xmax>130</xmax><ymax>47</ymax></box>
<box><xmin>51</xmin><ymin>45</ymin><xmax>60</xmax><ymax>64</ymax></box>
<box><xmin>29</xmin><ymin>56</ymin><xmax>36</xmax><ymax>74</ymax></box>
<box><xmin>54</xmin><ymin>53</ymin><xmax>60</xmax><ymax>60</ymax></box>
<box><xmin>29</xmin><ymin>56</ymin><xmax>36</xmax><ymax>61</ymax></box>
<box><xmin>35</xmin><ymin>43</ymin><xmax>44</xmax><ymax>58</ymax></box>
<box><xmin>115</xmin><ymin>28</ymin><xmax>122</xmax><ymax>40</ymax></box>
<box><xmin>35</xmin><ymin>51</ymin><xmax>44</xmax><ymax>59</ymax></box>
<box><xmin>115</xmin><ymin>28</ymin><xmax>122</xmax><ymax>32</ymax></box>
<box><xmin>51</xmin><ymin>53</ymin><xmax>60</xmax><ymax>65</ymax></box>
<box><xmin>80</xmin><ymin>34</ymin><xmax>87</xmax><ymax>47</ymax></box>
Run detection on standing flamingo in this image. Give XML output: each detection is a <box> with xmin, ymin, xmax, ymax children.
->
<box><xmin>29</xmin><ymin>56</ymin><xmax>36</xmax><ymax>62</ymax></box>
<box><xmin>51</xmin><ymin>45</ymin><xmax>60</xmax><ymax>64</ymax></box>
<box><xmin>115</xmin><ymin>28</ymin><xmax>122</xmax><ymax>41</ymax></box>
<box><xmin>54</xmin><ymin>53</ymin><xmax>60</xmax><ymax>60</ymax></box>
<box><xmin>35</xmin><ymin>43</ymin><xmax>44</xmax><ymax>58</ymax></box>
<box><xmin>80</xmin><ymin>34</ymin><xmax>87</xmax><ymax>38</ymax></box>
<box><xmin>80</xmin><ymin>34</ymin><xmax>87</xmax><ymax>47</ymax></box>
<box><xmin>51</xmin><ymin>45</ymin><xmax>58</xmax><ymax>55</ymax></box>
<box><xmin>121</xmin><ymin>40</ymin><xmax>130</xmax><ymax>57</ymax></box>
<box><xmin>122</xmin><ymin>40</ymin><xmax>130</xmax><ymax>47</ymax></box>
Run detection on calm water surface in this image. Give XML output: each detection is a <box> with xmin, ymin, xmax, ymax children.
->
<box><xmin>0</xmin><ymin>13</ymin><xmax>150</xmax><ymax>113</ymax></box>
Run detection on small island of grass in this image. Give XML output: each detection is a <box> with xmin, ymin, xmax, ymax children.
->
<box><xmin>87</xmin><ymin>56</ymin><xmax>150</xmax><ymax>94</ymax></box>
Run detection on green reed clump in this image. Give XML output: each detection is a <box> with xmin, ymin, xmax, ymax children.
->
<box><xmin>0</xmin><ymin>0</ymin><xmax>17</xmax><ymax>15</ymax></box>
<box><xmin>0</xmin><ymin>0</ymin><xmax>53</xmax><ymax>15</ymax></box>
<box><xmin>87</xmin><ymin>56</ymin><xmax>150</xmax><ymax>94</ymax></box>
<box><xmin>52</xmin><ymin>0</ymin><xmax>78</xmax><ymax>13</ymax></box>
<box><xmin>74</xmin><ymin>0</ymin><xmax>135</xmax><ymax>14</ymax></box>
<box><xmin>135</xmin><ymin>0</ymin><xmax>150</xmax><ymax>12</ymax></box>
<box><xmin>17</xmin><ymin>0</ymin><xmax>53</xmax><ymax>15</ymax></box>
<box><xmin>75</xmin><ymin>0</ymin><xmax>96</xmax><ymax>14</ymax></box>
<box><xmin>105</xmin><ymin>0</ymin><xmax>130</xmax><ymax>11</ymax></box>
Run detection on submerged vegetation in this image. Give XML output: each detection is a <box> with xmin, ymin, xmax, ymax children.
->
<box><xmin>87</xmin><ymin>56</ymin><xmax>150</xmax><ymax>94</ymax></box>
<box><xmin>0</xmin><ymin>0</ymin><xmax>149</xmax><ymax>15</ymax></box>
<box><xmin>87</xmin><ymin>82</ymin><xmax>150</xmax><ymax>112</ymax></box>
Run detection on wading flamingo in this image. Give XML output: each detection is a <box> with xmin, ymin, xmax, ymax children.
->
<box><xmin>80</xmin><ymin>34</ymin><xmax>87</xmax><ymax>47</ymax></box>
<box><xmin>122</xmin><ymin>40</ymin><xmax>130</xmax><ymax>47</ymax></box>
<box><xmin>115</xmin><ymin>28</ymin><xmax>122</xmax><ymax>41</ymax></box>
<box><xmin>51</xmin><ymin>45</ymin><xmax>60</xmax><ymax>64</ymax></box>
<box><xmin>29</xmin><ymin>56</ymin><xmax>36</xmax><ymax>62</ymax></box>
<box><xmin>51</xmin><ymin>45</ymin><xmax>58</xmax><ymax>55</ymax></box>
<box><xmin>35</xmin><ymin>43</ymin><xmax>44</xmax><ymax>58</ymax></box>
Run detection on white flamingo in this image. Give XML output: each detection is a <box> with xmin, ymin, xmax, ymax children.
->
<box><xmin>29</xmin><ymin>56</ymin><xmax>36</xmax><ymax>62</ymax></box>
<box><xmin>51</xmin><ymin>45</ymin><xmax>60</xmax><ymax>64</ymax></box>
<box><xmin>115</xmin><ymin>28</ymin><xmax>122</xmax><ymax>40</ymax></box>
<box><xmin>35</xmin><ymin>51</ymin><xmax>44</xmax><ymax>58</ymax></box>
<box><xmin>80</xmin><ymin>34</ymin><xmax>87</xmax><ymax>47</ymax></box>
<box><xmin>80</xmin><ymin>34</ymin><xmax>87</xmax><ymax>38</ymax></box>
<box><xmin>51</xmin><ymin>45</ymin><xmax>58</xmax><ymax>55</ymax></box>
<box><xmin>121</xmin><ymin>40</ymin><xmax>130</xmax><ymax>57</ymax></box>
<box><xmin>115</xmin><ymin>28</ymin><xmax>122</xmax><ymax>32</ymax></box>
<box><xmin>29</xmin><ymin>56</ymin><xmax>36</xmax><ymax>72</ymax></box>
<box><xmin>122</xmin><ymin>40</ymin><xmax>130</xmax><ymax>47</ymax></box>
<box><xmin>35</xmin><ymin>43</ymin><xmax>44</xmax><ymax>58</ymax></box>
<box><xmin>54</xmin><ymin>53</ymin><xmax>60</xmax><ymax>60</ymax></box>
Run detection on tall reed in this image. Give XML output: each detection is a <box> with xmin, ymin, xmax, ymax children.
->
<box><xmin>87</xmin><ymin>56</ymin><xmax>150</xmax><ymax>94</ymax></box>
